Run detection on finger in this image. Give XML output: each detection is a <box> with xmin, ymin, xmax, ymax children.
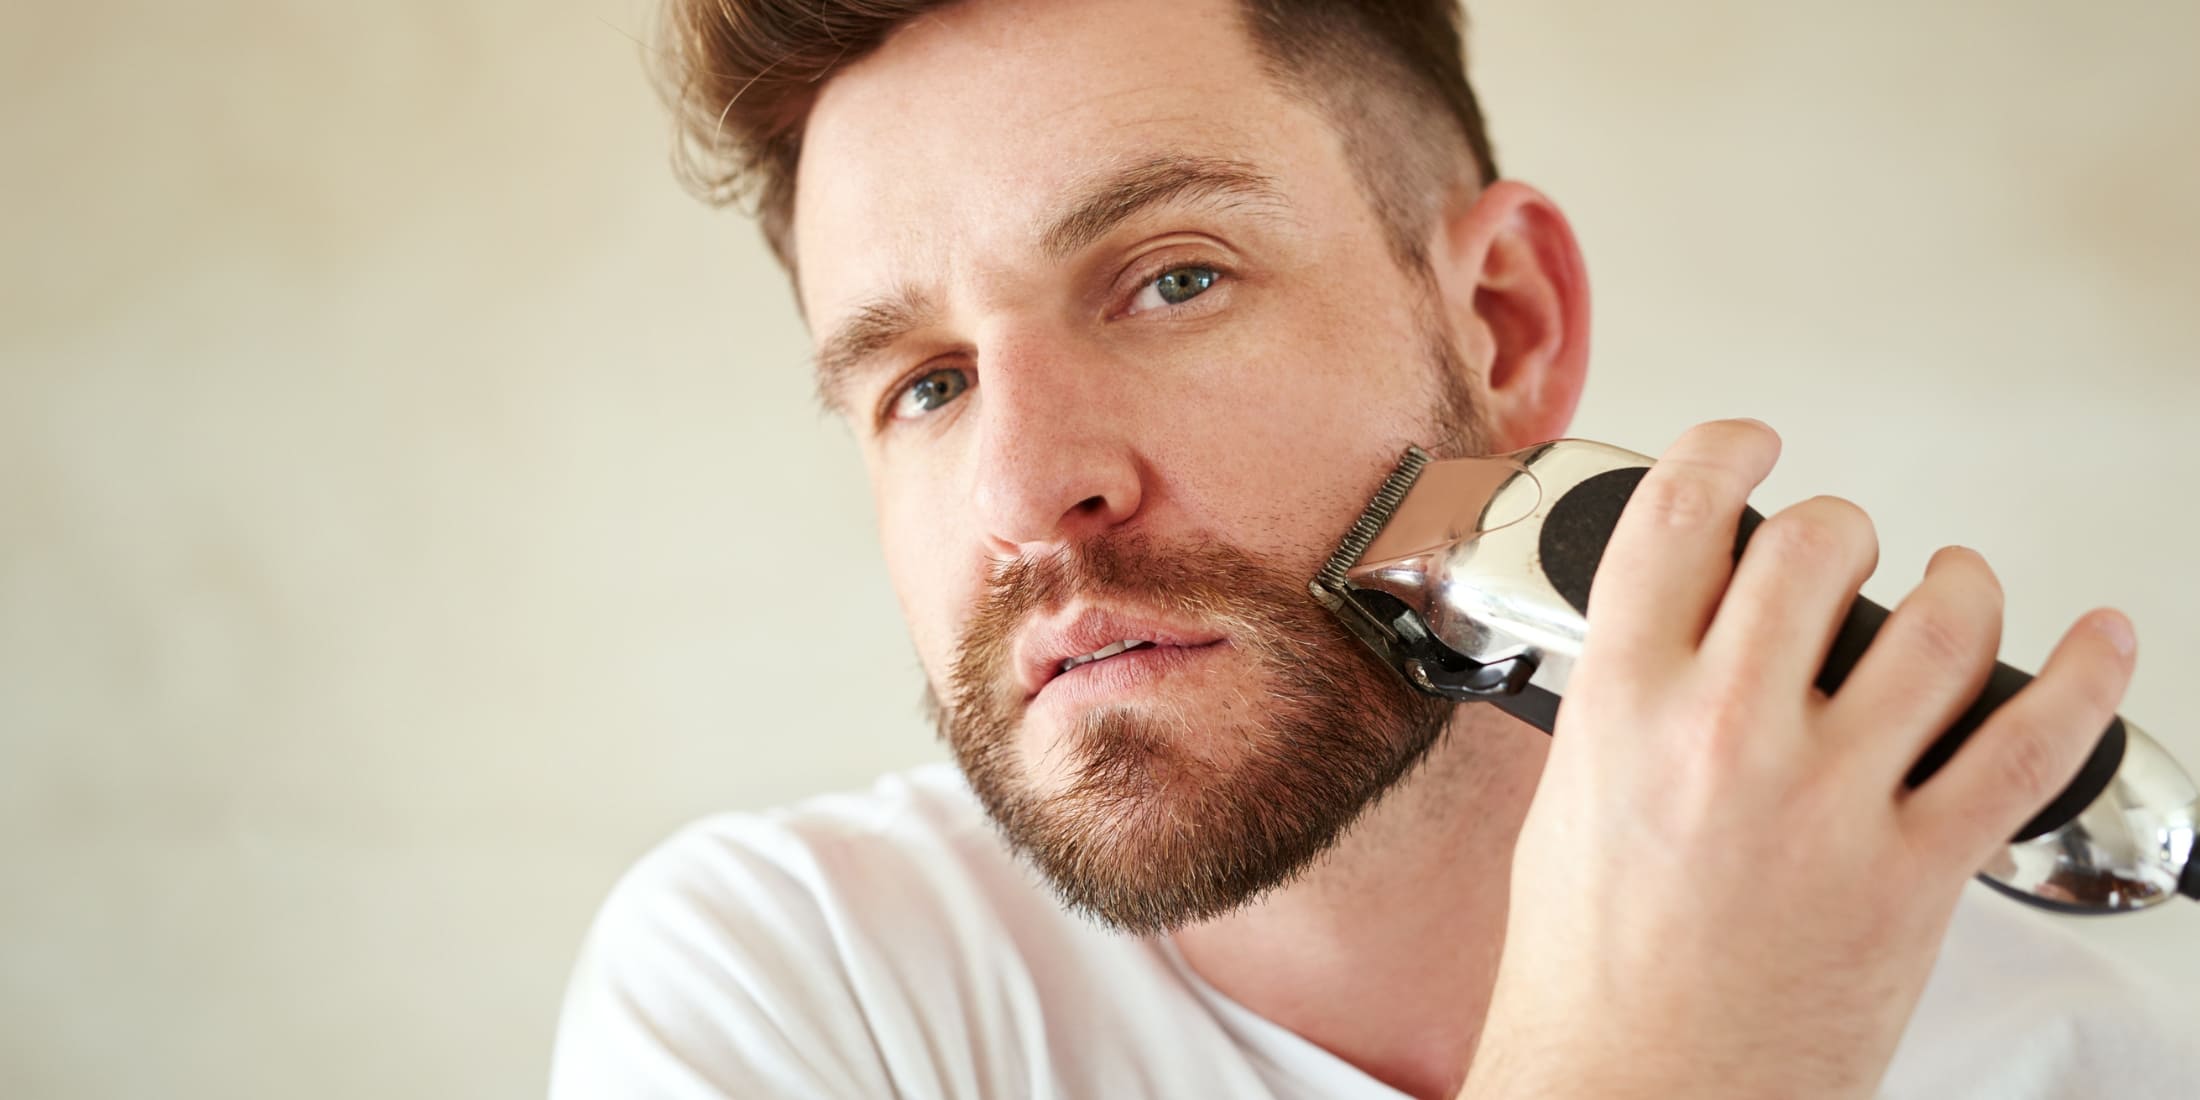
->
<box><xmin>1696</xmin><ymin>495</ymin><xmax>1879</xmax><ymax>702</ymax></box>
<box><xmin>1900</xmin><ymin>609</ymin><xmax>2136</xmax><ymax>865</ymax></box>
<box><xmin>1827</xmin><ymin>546</ymin><xmax>2003</xmax><ymax>780</ymax></box>
<box><xmin>1584</xmin><ymin>419</ymin><xmax>1782</xmax><ymax>668</ymax></box>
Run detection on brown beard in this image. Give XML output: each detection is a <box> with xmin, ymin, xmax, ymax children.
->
<box><xmin>936</xmin><ymin>320</ymin><xmax>1485</xmax><ymax>935</ymax></box>
<box><xmin>939</xmin><ymin>532</ymin><xmax>1457</xmax><ymax>935</ymax></box>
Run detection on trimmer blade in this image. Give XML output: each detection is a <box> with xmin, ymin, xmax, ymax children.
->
<box><xmin>1314</xmin><ymin>445</ymin><xmax>1432</xmax><ymax>593</ymax></box>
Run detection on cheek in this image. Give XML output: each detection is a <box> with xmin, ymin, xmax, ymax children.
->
<box><xmin>1149</xmin><ymin>279</ymin><xmax>1447</xmax><ymax>566</ymax></box>
<box><xmin>873</xmin><ymin>466</ymin><xmax>976</xmax><ymax>683</ymax></box>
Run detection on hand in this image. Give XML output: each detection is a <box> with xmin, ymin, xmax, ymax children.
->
<box><xmin>1458</xmin><ymin>419</ymin><xmax>2137</xmax><ymax>1099</ymax></box>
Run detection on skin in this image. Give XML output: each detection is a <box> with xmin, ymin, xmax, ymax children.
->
<box><xmin>786</xmin><ymin>1</ymin><xmax>2137</xmax><ymax>1096</ymax></box>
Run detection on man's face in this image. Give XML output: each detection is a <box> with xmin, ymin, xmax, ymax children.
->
<box><xmin>792</xmin><ymin>0</ymin><xmax>1480</xmax><ymax>930</ymax></box>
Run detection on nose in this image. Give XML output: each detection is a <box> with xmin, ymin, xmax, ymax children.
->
<box><xmin>970</xmin><ymin>342</ymin><xmax>1145</xmax><ymax>557</ymax></box>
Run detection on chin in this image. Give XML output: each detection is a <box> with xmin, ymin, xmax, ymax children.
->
<box><xmin>970</xmin><ymin>699</ymin><xmax>1448</xmax><ymax>936</ymax></box>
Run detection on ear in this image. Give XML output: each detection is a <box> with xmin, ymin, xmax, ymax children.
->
<box><xmin>1426</xmin><ymin>179</ymin><xmax>1591</xmax><ymax>453</ymax></box>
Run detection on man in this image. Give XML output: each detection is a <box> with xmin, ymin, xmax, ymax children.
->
<box><xmin>552</xmin><ymin>1</ymin><xmax>2195</xmax><ymax>1096</ymax></box>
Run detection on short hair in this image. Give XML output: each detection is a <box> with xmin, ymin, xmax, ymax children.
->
<box><xmin>654</xmin><ymin>0</ymin><xmax>1499</xmax><ymax>274</ymax></box>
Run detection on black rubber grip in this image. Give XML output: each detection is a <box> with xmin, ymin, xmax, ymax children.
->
<box><xmin>1537</xmin><ymin>466</ymin><xmax>2124</xmax><ymax>842</ymax></box>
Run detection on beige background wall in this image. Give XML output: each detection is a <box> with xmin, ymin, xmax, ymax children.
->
<box><xmin>4</xmin><ymin>1</ymin><xmax>2196</xmax><ymax>1096</ymax></box>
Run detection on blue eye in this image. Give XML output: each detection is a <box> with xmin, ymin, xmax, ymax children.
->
<box><xmin>891</xmin><ymin>366</ymin><xmax>969</xmax><ymax>420</ymax></box>
<box><xmin>1154</xmin><ymin>266</ymin><xmax>1217</xmax><ymax>304</ymax></box>
<box><xmin>1130</xmin><ymin>265</ymin><xmax>1221</xmax><ymax>313</ymax></box>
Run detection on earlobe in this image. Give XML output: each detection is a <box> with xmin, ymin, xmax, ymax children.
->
<box><xmin>1431</xmin><ymin>180</ymin><xmax>1593</xmax><ymax>453</ymax></box>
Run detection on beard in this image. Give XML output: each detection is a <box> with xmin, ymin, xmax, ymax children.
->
<box><xmin>934</xmin><ymin>326</ymin><xmax>1486</xmax><ymax>936</ymax></box>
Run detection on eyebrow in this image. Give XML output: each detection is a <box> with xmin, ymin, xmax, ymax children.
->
<box><xmin>1039</xmin><ymin>153</ymin><xmax>1283</xmax><ymax>260</ymax></box>
<box><xmin>813</xmin><ymin>285</ymin><xmax>941</xmax><ymax>415</ymax></box>
<box><xmin>810</xmin><ymin>154</ymin><xmax>1284</xmax><ymax>416</ymax></box>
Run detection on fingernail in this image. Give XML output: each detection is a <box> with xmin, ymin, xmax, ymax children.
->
<box><xmin>2098</xmin><ymin>612</ymin><xmax>2136</xmax><ymax>658</ymax></box>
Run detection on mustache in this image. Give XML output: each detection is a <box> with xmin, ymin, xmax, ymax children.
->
<box><xmin>945</xmin><ymin>533</ymin><xmax>1274</xmax><ymax>710</ymax></box>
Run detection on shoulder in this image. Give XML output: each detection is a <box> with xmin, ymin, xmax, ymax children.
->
<box><xmin>579</xmin><ymin>764</ymin><xmax>1081</xmax><ymax>997</ymax></box>
<box><xmin>1882</xmin><ymin>884</ymin><xmax>2200</xmax><ymax>1099</ymax></box>
<box><xmin>598</xmin><ymin>763</ymin><xmax>1016</xmax><ymax>931</ymax></box>
<box><xmin>548</xmin><ymin>765</ymin><xmax>999</xmax><ymax>1098</ymax></box>
<box><xmin>550</xmin><ymin>765</ymin><xmax>1195</xmax><ymax>1098</ymax></box>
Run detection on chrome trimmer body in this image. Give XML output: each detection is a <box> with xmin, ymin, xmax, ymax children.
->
<box><xmin>1312</xmin><ymin>439</ymin><xmax>2200</xmax><ymax>915</ymax></box>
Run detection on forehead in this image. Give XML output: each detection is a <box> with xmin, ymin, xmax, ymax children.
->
<box><xmin>789</xmin><ymin>0</ymin><xmax>1336</xmax><ymax>321</ymax></box>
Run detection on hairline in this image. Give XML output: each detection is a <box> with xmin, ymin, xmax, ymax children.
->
<box><xmin>774</xmin><ymin>1</ymin><xmax>1482</xmax><ymax>290</ymax></box>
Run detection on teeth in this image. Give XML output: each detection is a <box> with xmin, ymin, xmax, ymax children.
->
<box><xmin>1058</xmin><ymin>639</ymin><xmax>1156</xmax><ymax>673</ymax></box>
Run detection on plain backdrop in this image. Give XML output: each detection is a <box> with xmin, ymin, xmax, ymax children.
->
<box><xmin>4</xmin><ymin>1</ymin><xmax>2197</xmax><ymax>1096</ymax></box>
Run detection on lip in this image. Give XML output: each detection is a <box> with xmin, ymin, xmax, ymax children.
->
<box><xmin>1015</xmin><ymin>606</ymin><xmax>1228</xmax><ymax>701</ymax></box>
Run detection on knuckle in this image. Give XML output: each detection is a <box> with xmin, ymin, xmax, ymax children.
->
<box><xmin>1897</xmin><ymin>604</ymin><xmax>1987</xmax><ymax>671</ymax></box>
<box><xmin>1690</xmin><ymin>661</ymin><xmax>1773</xmax><ymax>736</ymax></box>
<box><xmin>1677</xmin><ymin>700</ymin><xmax>1758</xmax><ymax>776</ymax></box>
<box><xmin>1989</xmin><ymin>687</ymin><xmax>2107</xmax><ymax>792</ymax></box>
<box><xmin>1631</xmin><ymin>472</ymin><xmax>1724</xmax><ymax>531</ymax></box>
<box><xmin>1697</xmin><ymin>670</ymin><xmax>1756</xmax><ymax>719</ymax></box>
<box><xmin>1992</xmin><ymin>720</ymin><xmax>2070</xmax><ymax>802</ymax></box>
<box><xmin>1753</xmin><ymin>508</ymin><xmax>1862</xmax><ymax>570</ymax></box>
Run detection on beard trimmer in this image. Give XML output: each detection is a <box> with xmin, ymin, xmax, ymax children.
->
<box><xmin>1312</xmin><ymin>439</ymin><xmax>2200</xmax><ymax>915</ymax></box>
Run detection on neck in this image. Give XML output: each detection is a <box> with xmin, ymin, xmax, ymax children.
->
<box><xmin>1169</xmin><ymin>706</ymin><xmax>1548</xmax><ymax>1100</ymax></box>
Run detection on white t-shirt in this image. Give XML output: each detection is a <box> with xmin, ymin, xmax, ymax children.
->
<box><xmin>550</xmin><ymin>764</ymin><xmax>2198</xmax><ymax>1098</ymax></box>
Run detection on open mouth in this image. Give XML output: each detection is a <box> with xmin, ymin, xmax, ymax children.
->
<box><xmin>1034</xmin><ymin>639</ymin><xmax>1227</xmax><ymax>705</ymax></box>
<box><xmin>1018</xmin><ymin>611</ymin><xmax>1229</xmax><ymax>701</ymax></box>
<box><xmin>1058</xmin><ymin>639</ymin><xmax>1158</xmax><ymax>673</ymax></box>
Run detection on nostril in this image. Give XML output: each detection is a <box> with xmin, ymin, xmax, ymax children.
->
<box><xmin>1074</xmin><ymin>495</ymin><xmax>1108</xmax><ymax>514</ymax></box>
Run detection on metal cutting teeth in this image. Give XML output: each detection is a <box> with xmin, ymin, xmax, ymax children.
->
<box><xmin>1316</xmin><ymin>446</ymin><xmax>1431</xmax><ymax>591</ymax></box>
